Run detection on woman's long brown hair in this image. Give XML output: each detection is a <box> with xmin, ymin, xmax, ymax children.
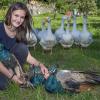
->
<box><xmin>5</xmin><ymin>2</ymin><xmax>33</xmax><ymax>43</ymax></box>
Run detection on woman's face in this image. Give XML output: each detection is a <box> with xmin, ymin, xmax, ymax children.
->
<box><xmin>11</xmin><ymin>9</ymin><xmax>26</xmax><ymax>28</ymax></box>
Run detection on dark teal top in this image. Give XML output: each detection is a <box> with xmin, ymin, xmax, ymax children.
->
<box><xmin>0</xmin><ymin>22</ymin><xmax>16</xmax><ymax>50</ymax></box>
<box><xmin>0</xmin><ymin>22</ymin><xmax>28</xmax><ymax>66</ymax></box>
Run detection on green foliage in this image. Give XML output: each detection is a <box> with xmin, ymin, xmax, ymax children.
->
<box><xmin>55</xmin><ymin>0</ymin><xmax>68</xmax><ymax>14</ymax></box>
<box><xmin>37</xmin><ymin>0</ymin><xmax>98</xmax><ymax>16</ymax></box>
<box><xmin>97</xmin><ymin>9</ymin><xmax>100</xmax><ymax>16</ymax></box>
<box><xmin>0</xmin><ymin>0</ymin><xmax>27</xmax><ymax>21</ymax></box>
<box><xmin>96</xmin><ymin>0</ymin><xmax>100</xmax><ymax>9</ymax></box>
<box><xmin>0</xmin><ymin>0</ymin><xmax>27</xmax><ymax>7</ymax></box>
<box><xmin>76</xmin><ymin>0</ymin><xmax>97</xmax><ymax>16</ymax></box>
<box><xmin>0</xmin><ymin>7</ymin><xmax>8</xmax><ymax>21</ymax></box>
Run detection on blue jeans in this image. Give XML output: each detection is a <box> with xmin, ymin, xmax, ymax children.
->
<box><xmin>10</xmin><ymin>43</ymin><xmax>28</xmax><ymax>67</ymax></box>
<box><xmin>0</xmin><ymin>73</ymin><xmax>9</xmax><ymax>90</ymax></box>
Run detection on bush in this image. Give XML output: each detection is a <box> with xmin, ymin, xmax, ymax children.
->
<box><xmin>97</xmin><ymin>9</ymin><xmax>100</xmax><ymax>16</ymax></box>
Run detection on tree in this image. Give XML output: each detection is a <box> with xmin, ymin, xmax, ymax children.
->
<box><xmin>76</xmin><ymin>0</ymin><xmax>97</xmax><ymax>16</ymax></box>
<box><xmin>96</xmin><ymin>0</ymin><xmax>100</xmax><ymax>9</ymax></box>
<box><xmin>1</xmin><ymin>0</ymin><xmax>27</xmax><ymax>7</ymax></box>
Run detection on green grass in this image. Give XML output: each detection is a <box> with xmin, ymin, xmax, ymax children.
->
<box><xmin>30</xmin><ymin>39</ymin><xmax>100</xmax><ymax>71</ymax></box>
<box><xmin>0</xmin><ymin>38</ymin><xmax>100</xmax><ymax>100</ymax></box>
<box><xmin>0</xmin><ymin>13</ymin><xmax>100</xmax><ymax>100</ymax></box>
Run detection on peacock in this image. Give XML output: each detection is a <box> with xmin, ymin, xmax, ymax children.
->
<box><xmin>80</xmin><ymin>15</ymin><xmax>93</xmax><ymax>47</ymax></box>
<box><xmin>39</xmin><ymin>17</ymin><xmax>56</xmax><ymax>54</ymax></box>
<box><xmin>27</xmin><ymin>64</ymin><xmax>100</xmax><ymax>93</ymax></box>
<box><xmin>0</xmin><ymin>43</ymin><xmax>24</xmax><ymax>79</ymax></box>
<box><xmin>56</xmin><ymin>69</ymin><xmax>100</xmax><ymax>92</ymax></box>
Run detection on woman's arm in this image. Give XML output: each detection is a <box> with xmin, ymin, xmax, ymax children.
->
<box><xmin>0</xmin><ymin>62</ymin><xmax>13</xmax><ymax>79</ymax></box>
<box><xmin>0</xmin><ymin>62</ymin><xmax>23</xmax><ymax>84</ymax></box>
<box><xmin>26</xmin><ymin>52</ymin><xmax>42</xmax><ymax>66</ymax></box>
<box><xmin>26</xmin><ymin>52</ymin><xmax>49</xmax><ymax>79</ymax></box>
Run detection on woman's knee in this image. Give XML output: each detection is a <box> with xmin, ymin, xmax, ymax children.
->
<box><xmin>10</xmin><ymin>43</ymin><xmax>29</xmax><ymax>66</ymax></box>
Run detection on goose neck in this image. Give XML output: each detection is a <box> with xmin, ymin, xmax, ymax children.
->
<box><xmin>73</xmin><ymin>15</ymin><xmax>77</xmax><ymax>30</ymax></box>
<box><xmin>42</xmin><ymin>24</ymin><xmax>45</xmax><ymax>31</ymax></box>
<box><xmin>61</xmin><ymin>19</ymin><xmax>64</xmax><ymax>29</ymax></box>
<box><xmin>73</xmin><ymin>21</ymin><xmax>76</xmax><ymax>30</ymax></box>
<box><xmin>66</xmin><ymin>22</ymin><xmax>70</xmax><ymax>33</ymax></box>
<box><xmin>67</xmin><ymin>22</ymin><xmax>70</xmax><ymax>30</ymax></box>
<box><xmin>47</xmin><ymin>22</ymin><xmax>52</xmax><ymax>33</ymax></box>
<box><xmin>83</xmin><ymin>16</ymin><xmax>87</xmax><ymax>31</ymax></box>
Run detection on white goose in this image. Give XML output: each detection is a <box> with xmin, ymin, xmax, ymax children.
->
<box><xmin>39</xmin><ymin>17</ymin><xmax>56</xmax><ymax>53</ymax></box>
<box><xmin>37</xmin><ymin>20</ymin><xmax>46</xmax><ymax>40</ymax></box>
<box><xmin>80</xmin><ymin>16</ymin><xmax>93</xmax><ymax>47</ymax></box>
<box><xmin>26</xmin><ymin>29</ymin><xmax>37</xmax><ymax>47</ymax></box>
<box><xmin>31</xmin><ymin>27</ymin><xmax>39</xmax><ymax>40</ymax></box>
<box><xmin>55</xmin><ymin>16</ymin><xmax>66</xmax><ymax>43</ymax></box>
<box><xmin>60</xmin><ymin>18</ymin><xmax>74</xmax><ymax>48</ymax></box>
<box><xmin>71</xmin><ymin>15</ymin><xmax>81</xmax><ymax>45</ymax></box>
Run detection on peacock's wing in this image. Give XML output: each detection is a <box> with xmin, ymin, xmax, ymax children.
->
<box><xmin>0</xmin><ymin>49</ymin><xmax>18</xmax><ymax>73</ymax></box>
<box><xmin>56</xmin><ymin>70</ymin><xmax>100</xmax><ymax>93</ymax></box>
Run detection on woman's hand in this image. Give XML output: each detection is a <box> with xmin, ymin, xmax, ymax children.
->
<box><xmin>39</xmin><ymin>63</ymin><xmax>50</xmax><ymax>79</ymax></box>
<box><xmin>11</xmin><ymin>75</ymin><xmax>25</xmax><ymax>85</ymax></box>
<box><xmin>26</xmin><ymin>52</ymin><xmax>50</xmax><ymax>79</ymax></box>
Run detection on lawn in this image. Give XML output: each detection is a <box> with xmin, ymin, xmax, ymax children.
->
<box><xmin>0</xmin><ymin>13</ymin><xmax>100</xmax><ymax>100</ymax></box>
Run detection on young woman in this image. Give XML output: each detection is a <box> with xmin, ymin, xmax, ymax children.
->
<box><xmin>0</xmin><ymin>2</ymin><xmax>49</xmax><ymax>90</ymax></box>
